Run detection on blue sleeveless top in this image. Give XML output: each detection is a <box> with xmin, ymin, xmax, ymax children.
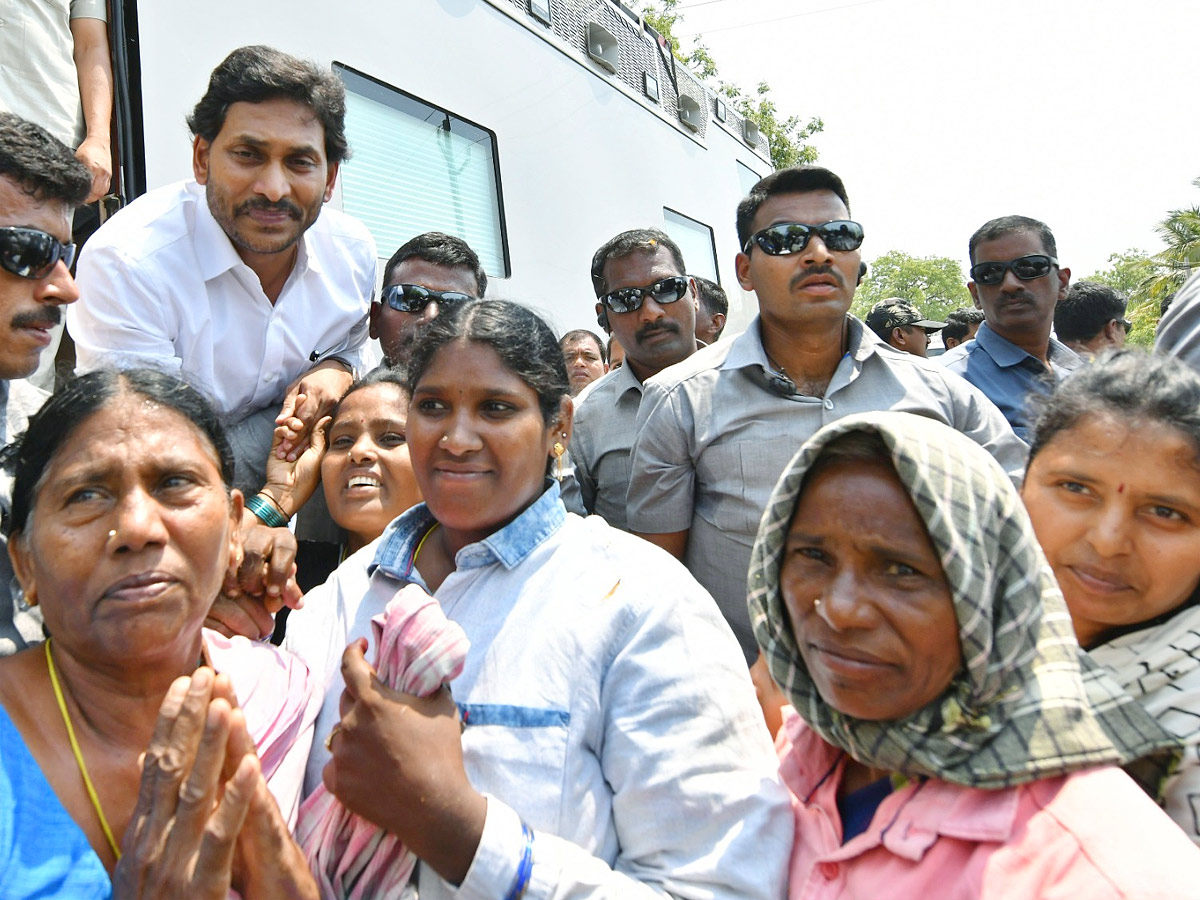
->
<box><xmin>0</xmin><ymin>705</ymin><xmax>110</xmax><ymax>899</ymax></box>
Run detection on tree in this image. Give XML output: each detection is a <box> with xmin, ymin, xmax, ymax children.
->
<box><xmin>1148</xmin><ymin>179</ymin><xmax>1200</xmax><ymax>300</ymax></box>
<box><xmin>1081</xmin><ymin>248</ymin><xmax>1158</xmax><ymax>347</ymax></box>
<box><xmin>850</xmin><ymin>251</ymin><xmax>972</xmax><ymax>321</ymax></box>
<box><xmin>637</xmin><ymin>0</ymin><xmax>822</xmax><ymax>170</ymax></box>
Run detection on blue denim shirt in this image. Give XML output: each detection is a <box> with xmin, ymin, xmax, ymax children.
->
<box><xmin>288</xmin><ymin>484</ymin><xmax>791</xmax><ymax>900</ymax></box>
<box><xmin>940</xmin><ymin>321</ymin><xmax>1081</xmax><ymax>440</ymax></box>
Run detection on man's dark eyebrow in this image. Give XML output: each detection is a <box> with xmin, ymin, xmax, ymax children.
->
<box><xmin>231</xmin><ymin>134</ymin><xmax>321</xmax><ymax>157</ymax></box>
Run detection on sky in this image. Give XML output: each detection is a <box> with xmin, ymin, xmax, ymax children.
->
<box><xmin>671</xmin><ymin>0</ymin><xmax>1198</xmax><ymax>282</ymax></box>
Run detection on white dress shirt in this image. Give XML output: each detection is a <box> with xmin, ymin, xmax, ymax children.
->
<box><xmin>69</xmin><ymin>180</ymin><xmax>376</xmax><ymax>421</ymax></box>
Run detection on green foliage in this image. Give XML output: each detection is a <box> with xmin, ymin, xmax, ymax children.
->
<box><xmin>850</xmin><ymin>251</ymin><xmax>972</xmax><ymax>322</ymax></box>
<box><xmin>636</xmin><ymin>0</ymin><xmax>821</xmax><ymax>170</ymax></box>
<box><xmin>1081</xmin><ymin>248</ymin><xmax>1158</xmax><ymax>347</ymax></box>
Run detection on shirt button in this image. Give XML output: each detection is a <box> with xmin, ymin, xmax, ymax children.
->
<box><xmin>818</xmin><ymin>861</ymin><xmax>839</xmax><ymax>880</ymax></box>
<box><xmin>823</xmin><ymin>398</ymin><xmax>834</xmax><ymax>410</ymax></box>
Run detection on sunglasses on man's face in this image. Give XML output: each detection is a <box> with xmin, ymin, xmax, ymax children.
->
<box><xmin>600</xmin><ymin>275</ymin><xmax>691</xmax><ymax>314</ymax></box>
<box><xmin>969</xmin><ymin>254</ymin><xmax>1058</xmax><ymax>286</ymax></box>
<box><xmin>381</xmin><ymin>283</ymin><xmax>473</xmax><ymax>313</ymax></box>
<box><xmin>743</xmin><ymin>220</ymin><xmax>864</xmax><ymax>256</ymax></box>
<box><xmin>0</xmin><ymin>226</ymin><xmax>77</xmax><ymax>280</ymax></box>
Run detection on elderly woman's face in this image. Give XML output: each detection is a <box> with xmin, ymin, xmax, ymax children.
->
<box><xmin>781</xmin><ymin>456</ymin><xmax>962</xmax><ymax>721</ymax></box>
<box><xmin>9</xmin><ymin>393</ymin><xmax>239</xmax><ymax>662</ymax></box>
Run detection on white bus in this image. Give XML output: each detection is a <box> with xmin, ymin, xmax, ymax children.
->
<box><xmin>109</xmin><ymin>0</ymin><xmax>774</xmax><ymax>334</ymax></box>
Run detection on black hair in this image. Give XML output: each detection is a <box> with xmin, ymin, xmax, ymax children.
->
<box><xmin>1029</xmin><ymin>349</ymin><xmax>1200</xmax><ymax>465</ymax></box>
<box><xmin>405</xmin><ymin>300</ymin><xmax>569</xmax><ymax>427</ymax></box>
<box><xmin>589</xmin><ymin>228</ymin><xmax>687</xmax><ymax>296</ymax></box>
<box><xmin>607</xmin><ymin>335</ymin><xmax>622</xmax><ymax>364</ymax></box>
<box><xmin>187</xmin><ymin>45</ymin><xmax>350</xmax><ymax>165</ymax></box>
<box><xmin>1054</xmin><ymin>281</ymin><xmax>1128</xmax><ymax>344</ymax></box>
<box><xmin>6</xmin><ymin>370</ymin><xmax>234</xmax><ymax>536</ymax></box>
<box><xmin>736</xmin><ymin>166</ymin><xmax>851</xmax><ymax>250</ymax></box>
<box><xmin>694</xmin><ymin>276</ymin><xmax>728</xmax><ymax>318</ymax></box>
<box><xmin>382</xmin><ymin>231</ymin><xmax>487</xmax><ymax>297</ymax></box>
<box><xmin>0</xmin><ymin>113</ymin><xmax>91</xmax><ymax>205</ymax></box>
<box><xmin>560</xmin><ymin>329</ymin><xmax>607</xmax><ymax>363</ymax></box>
<box><xmin>329</xmin><ymin>366</ymin><xmax>410</xmax><ymax>423</ymax></box>
<box><xmin>967</xmin><ymin>215</ymin><xmax>1057</xmax><ymax>266</ymax></box>
<box><xmin>942</xmin><ymin>308</ymin><xmax>986</xmax><ymax>345</ymax></box>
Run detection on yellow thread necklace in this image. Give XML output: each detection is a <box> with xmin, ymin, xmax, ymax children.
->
<box><xmin>413</xmin><ymin>521</ymin><xmax>441</xmax><ymax>566</ymax></box>
<box><xmin>45</xmin><ymin>639</ymin><xmax>122</xmax><ymax>860</ymax></box>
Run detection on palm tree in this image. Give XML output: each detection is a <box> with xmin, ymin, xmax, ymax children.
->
<box><xmin>1147</xmin><ymin>177</ymin><xmax>1200</xmax><ymax>303</ymax></box>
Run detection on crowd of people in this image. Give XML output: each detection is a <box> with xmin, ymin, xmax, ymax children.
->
<box><xmin>2</xmin><ymin>38</ymin><xmax>1200</xmax><ymax>899</ymax></box>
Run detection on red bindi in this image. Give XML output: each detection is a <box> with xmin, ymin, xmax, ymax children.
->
<box><xmin>1117</xmin><ymin>483</ymin><xmax>1126</xmax><ymax>493</ymax></box>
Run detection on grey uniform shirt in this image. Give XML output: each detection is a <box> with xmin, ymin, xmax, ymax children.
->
<box><xmin>939</xmin><ymin>321</ymin><xmax>1082</xmax><ymax>442</ymax></box>
<box><xmin>568</xmin><ymin>362</ymin><xmax>644</xmax><ymax>530</ymax></box>
<box><xmin>627</xmin><ymin>316</ymin><xmax>1028</xmax><ymax>662</ymax></box>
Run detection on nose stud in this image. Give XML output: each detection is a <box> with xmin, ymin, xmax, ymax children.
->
<box><xmin>441</xmin><ymin>435</ymin><xmax>449</xmax><ymax>443</ymax></box>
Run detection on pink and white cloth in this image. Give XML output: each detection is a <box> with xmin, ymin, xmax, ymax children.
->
<box><xmin>296</xmin><ymin>584</ymin><xmax>469</xmax><ymax>899</ymax></box>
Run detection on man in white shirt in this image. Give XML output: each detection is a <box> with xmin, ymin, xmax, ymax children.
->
<box><xmin>70</xmin><ymin>45</ymin><xmax>376</xmax><ymax>495</ymax></box>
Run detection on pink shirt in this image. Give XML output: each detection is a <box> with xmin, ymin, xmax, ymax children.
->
<box><xmin>777</xmin><ymin>709</ymin><xmax>1200</xmax><ymax>899</ymax></box>
<box><xmin>203</xmin><ymin>629</ymin><xmax>322</xmax><ymax>829</ymax></box>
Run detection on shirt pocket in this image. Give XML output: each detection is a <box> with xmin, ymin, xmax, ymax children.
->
<box><xmin>696</xmin><ymin>437</ymin><xmax>805</xmax><ymax>535</ymax></box>
<box><xmin>458</xmin><ymin>704</ymin><xmax>571</xmax><ymax>831</ymax></box>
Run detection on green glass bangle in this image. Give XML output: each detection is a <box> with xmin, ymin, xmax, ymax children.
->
<box><xmin>247</xmin><ymin>494</ymin><xmax>289</xmax><ymax>528</ymax></box>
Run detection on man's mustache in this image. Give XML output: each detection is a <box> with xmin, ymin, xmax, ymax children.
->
<box><xmin>789</xmin><ymin>265</ymin><xmax>846</xmax><ymax>292</ymax></box>
<box><xmin>636</xmin><ymin>320</ymin><xmax>681</xmax><ymax>343</ymax></box>
<box><xmin>11</xmin><ymin>306</ymin><xmax>62</xmax><ymax>330</ymax></box>
<box><xmin>236</xmin><ymin>198</ymin><xmax>303</xmax><ymax>219</ymax></box>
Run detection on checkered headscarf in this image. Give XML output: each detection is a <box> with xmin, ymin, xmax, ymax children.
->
<box><xmin>748</xmin><ymin>411</ymin><xmax>1180</xmax><ymax>790</ymax></box>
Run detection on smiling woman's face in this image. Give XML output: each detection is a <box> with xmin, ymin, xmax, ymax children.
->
<box><xmin>407</xmin><ymin>339</ymin><xmax>565</xmax><ymax>548</ymax></box>
<box><xmin>10</xmin><ymin>392</ymin><xmax>238</xmax><ymax>664</ymax></box>
<box><xmin>321</xmin><ymin>381</ymin><xmax>421</xmax><ymax>549</ymax></box>
<box><xmin>1022</xmin><ymin>412</ymin><xmax>1200</xmax><ymax>648</ymax></box>
<box><xmin>781</xmin><ymin>456</ymin><xmax>961</xmax><ymax>721</ymax></box>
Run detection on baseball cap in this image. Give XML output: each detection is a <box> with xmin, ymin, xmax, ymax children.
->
<box><xmin>864</xmin><ymin>299</ymin><xmax>946</xmax><ymax>340</ymax></box>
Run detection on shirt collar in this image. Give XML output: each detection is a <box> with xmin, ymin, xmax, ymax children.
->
<box><xmin>190</xmin><ymin>181</ymin><xmax>318</xmax><ymax>282</ymax></box>
<box><xmin>974</xmin><ymin>321</ymin><xmax>1070</xmax><ymax>372</ymax></box>
<box><xmin>784</xmin><ymin>715</ymin><xmax>1022</xmax><ymax>861</ymax></box>
<box><xmin>721</xmin><ymin>317</ymin><xmax>773</xmax><ymax>373</ymax></box>
<box><xmin>721</xmin><ymin>315</ymin><xmax>871</xmax><ymax>374</ymax></box>
<box><xmin>610</xmin><ymin>359</ymin><xmax>643</xmax><ymax>403</ymax></box>
<box><xmin>193</xmin><ymin>186</ymin><xmax>245</xmax><ymax>282</ymax></box>
<box><xmin>370</xmin><ymin>482</ymin><xmax>566</xmax><ymax>580</ymax></box>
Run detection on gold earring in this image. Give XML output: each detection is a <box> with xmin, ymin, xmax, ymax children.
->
<box><xmin>552</xmin><ymin>441</ymin><xmax>565</xmax><ymax>480</ymax></box>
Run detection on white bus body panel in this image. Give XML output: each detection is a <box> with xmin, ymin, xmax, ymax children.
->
<box><xmin>132</xmin><ymin>0</ymin><xmax>772</xmax><ymax>333</ymax></box>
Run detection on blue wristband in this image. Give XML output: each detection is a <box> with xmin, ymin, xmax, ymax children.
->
<box><xmin>246</xmin><ymin>494</ymin><xmax>289</xmax><ymax>528</ymax></box>
<box><xmin>502</xmin><ymin>821</ymin><xmax>534</xmax><ymax>900</ymax></box>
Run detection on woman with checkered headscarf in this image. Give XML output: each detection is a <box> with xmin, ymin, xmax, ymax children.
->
<box><xmin>749</xmin><ymin>411</ymin><xmax>1200</xmax><ymax>898</ymax></box>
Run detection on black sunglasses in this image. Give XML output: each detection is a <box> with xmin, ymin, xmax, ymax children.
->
<box><xmin>969</xmin><ymin>254</ymin><xmax>1058</xmax><ymax>286</ymax></box>
<box><xmin>381</xmin><ymin>283</ymin><xmax>473</xmax><ymax>313</ymax></box>
<box><xmin>743</xmin><ymin>220</ymin><xmax>864</xmax><ymax>256</ymax></box>
<box><xmin>0</xmin><ymin>226</ymin><xmax>77</xmax><ymax>280</ymax></box>
<box><xmin>600</xmin><ymin>275</ymin><xmax>690</xmax><ymax>314</ymax></box>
